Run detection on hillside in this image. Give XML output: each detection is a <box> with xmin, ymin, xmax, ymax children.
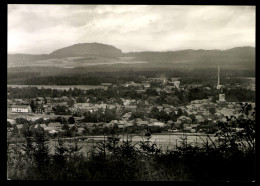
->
<box><xmin>124</xmin><ymin>46</ymin><xmax>255</xmax><ymax>68</ymax></box>
<box><xmin>49</xmin><ymin>42</ymin><xmax>122</xmax><ymax>58</ymax></box>
<box><xmin>8</xmin><ymin>44</ymin><xmax>255</xmax><ymax>71</ymax></box>
<box><xmin>8</xmin><ymin>54</ymin><xmax>51</xmax><ymax>67</ymax></box>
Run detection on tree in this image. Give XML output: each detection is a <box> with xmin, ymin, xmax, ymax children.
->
<box><xmin>11</xmin><ymin>125</ymin><xmax>19</xmax><ymax>137</ymax></box>
<box><xmin>68</xmin><ymin>117</ymin><xmax>75</xmax><ymax>124</ymax></box>
<box><xmin>55</xmin><ymin>117</ymin><xmax>68</xmax><ymax>124</ymax></box>
<box><xmin>62</xmin><ymin>124</ymin><xmax>72</xmax><ymax>137</ymax></box>
<box><xmin>35</xmin><ymin>118</ymin><xmax>44</xmax><ymax>124</ymax></box>
<box><xmin>148</xmin><ymin>107</ymin><xmax>159</xmax><ymax>119</ymax></box>
<box><xmin>82</xmin><ymin>126</ymin><xmax>89</xmax><ymax>135</ymax></box>
<box><xmin>30</xmin><ymin>100</ymin><xmax>36</xmax><ymax>112</ymax></box>
<box><xmin>76</xmin><ymin>96</ymin><xmax>85</xmax><ymax>103</ymax></box>
<box><xmin>7</xmin><ymin>121</ymin><xmax>12</xmax><ymax>128</ymax></box>
<box><xmin>165</xmin><ymin>96</ymin><xmax>180</xmax><ymax>106</ymax></box>
<box><xmin>145</xmin><ymin>88</ymin><xmax>158</xmax><ymax>97</ymax></box>
<box><xmin>130</xmin><ymin>110</ymin><xmax>145</xmax><ymax>120</ymax></box>
<box><xmin>177</xmin><ymin>108</ymin><xmax>183</xmax><ymax>117</ymax></box>
<box><xmin>209</xmin><ymin>108</ymin><xmax>216</xmax><ymax>115</ymax></box>
<box><xmin>157</xmin><ymin>110</ymin><xmax>170</xmax><ymax>122</ymax></box>
<box><xmin>15</xmin><ymin>117</ymin><xmax>28</xmax><ymax>124</ymax></box>
<box><xmin>67</xmin><ymin>99</ymin><xmax>75</xmax><ymax>107</ymax></box>
<box><xmin>189</xmin><ymin>114</ymin><xmax>196</xmax><ymax>123</ymax></box>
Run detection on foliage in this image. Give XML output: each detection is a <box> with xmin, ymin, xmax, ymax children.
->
<box><xmin>7</xmin><ymin>100</ymin><xmax>255</xmax><ymax>181</ymax></box>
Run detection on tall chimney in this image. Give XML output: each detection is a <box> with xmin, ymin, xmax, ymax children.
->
<box><xmin>218</xmin><ymin>65</ymin><xmax>220</xmax><ymax>86</ymax></box>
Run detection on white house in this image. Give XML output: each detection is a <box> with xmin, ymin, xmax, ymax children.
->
<box><xmin>12</xmin><ymin>105</ymin><xmax>31</xmax><ymax>113</ymax></box>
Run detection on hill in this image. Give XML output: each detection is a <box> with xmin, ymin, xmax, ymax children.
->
<box><xmin>124</xmin><ymin>46</ymin><xmax>255</xmax><ymax>68</ymax></box>
<box><xmin>49</xmin><ymin>42</ymin><xmax>122</xmax><ymax>58</ymax></box>
<box><xmin>8</xmin><ymin>44</ymin><xmax>255</xmax><ymax>71</ymax></box>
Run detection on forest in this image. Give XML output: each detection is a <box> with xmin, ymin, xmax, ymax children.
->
<box><xmin>7</xmin><ymin>68</ymin><xmax>255</xmax><ymax>85</ymax></box>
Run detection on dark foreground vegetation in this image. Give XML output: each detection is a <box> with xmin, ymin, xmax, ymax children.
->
<box><xmin>7</xmin><ymin>110</ymin><xmax>255</xmax><ymax>181</ymax></box>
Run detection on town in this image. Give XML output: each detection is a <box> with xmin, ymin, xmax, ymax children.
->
<box><xmin>7</xmin><ymin>69</ymin><xmax>255</xmax><ymax>143</ymax></box>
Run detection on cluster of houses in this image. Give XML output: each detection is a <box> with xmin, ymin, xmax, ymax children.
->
<box><xmin>123</xmin><ymin>78</ymin><xmax>181</xmax><ymax>92</ymax></box>
<box><xmin>7</xmin><ymin>77</ymin><xmax>255</xmax><ymax>136</ymax></box>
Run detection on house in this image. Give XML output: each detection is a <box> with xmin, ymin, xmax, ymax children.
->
<box><xmin>149</xmin><ymin>118</ymin><xmax>159</xmax><ymax>123</ymax></box>
<box><xmin>124</xmin><ymin>105</ymin><xmax>137</xmax><ymax>110</ymax></box>
<box><xmin>177</xmin><ymin>116</ymin><xmax>192</xmax><ymax>124</ymax></box>
<box><xmin>124</xmin><ymin>81</ymin><xmax>135</xmax><ymax>87</ymax></box>
<box><xmin>173</xmin><ymin>81</ymin><xmax>180</xmax><ymax>89</ymax></box>
<box><xmin>165</xmin><ymin>86</ymin><xmax>175</xmax><ymax>91</ymax></box>
<box><xmin>143</xmin><ymin>83</ymin><xmax>151</xmax><ymax>88</ymax></box>
<box><xmin>7</xmin><ymin>104</ymin><xmax>13</xmax><ymax>112</ymax></box>
<box><xmin>35</xmin><ymin>104</ymin><xmax>44</xmax><ymax>114</ymax></box>
<box><xmin>12</xmin><ymin>105</ymin><xmax>31</xmax><ymax>113</ymax></box>
<box><xmin>117</xmin><ymin>120</ymin><xmax>127</xmax><ymax>129</ymax></box>
<box><xmin>35</xmin><ymin>98</ymin><xmax>44</xmax><ymax>105</ymax></box>
<box><xmin>109</xmin><ymin>120</ymin><xmax>118</xmax><ymax>125</ymax></box>
<box><xmin>124</xmin><ymin>122</ymin><xmax>133</xmax><ymax>128</ymax></box>
<box><xmin>45</xmin><ymin>97</ymin><xmax>53</xmax><ymax>103</ymax></box>
<box><xmin>183</xmin><ymin>124</ymin><xmax>196</xmax><ymax>133</ymax></box>
<box><xmin>97</xmin><ymin>104</ymin><xmax>107</xmax><ymax>109</ymax></box>
<box><xmin>137</xmin><ymin>120</ymin><xmax>148</xmax><ymax>126</ymax></box>
<box><xmin>37</xmin><ymin>97</ymin><xmax>44</xmax><ymax>101</ymax></box>
<box><xmin>149</xmin><ymin>121</ymin><xmax>165</xmax><ymax>127</ymax></box>
<box><xmin>47</xmin><ymin>122</ymin><xmax>62</xmax><ymax>131</ymax></box>
<box><xmin>195</xmin><ymin>115</ymin><xmax>204</xmax><ymax>123</ymax></box>
<box><xmin>107</xmin><ymin>104</ymin><xmax>116</xmax><ymax>109</ymax></box>
<box><xmin>77</xmin><ymin>127</ymin><xmax>85</xmax><ymax>134</ymax></box>
<box><xmin>53</xmin><ymin>102</ymin><xmax>68</xmax><ymax>107</ymax></box>
<box><xmin>74</xmin><ymin>103</ymin><xmax>91</xmax><ymax>109</ymax></box>
<box><xmin>35</xmin><ymin>124</ymin><xmax>47</xmax><ymax>130</ymax></box>
<box><xmin>44</xmin><ymin>105</ymin><xmax>54</xmax><ymax>114</ymax></box>
<box><xmin>53</xmin><ymin>98</ymin><xmax>60</xmax><ymax>102</ymax></box>
<box><xmin>122</xmin><ymin>112</ymin><xmax>132</xmax><ymax>120</ymax></box>
<box><xmin>191</xmin><ymin>100</ymin><xmax>201</xmax><ymax>104</ymax></box>
<box><xmin>157</xmin><ymin>106</ymin><xmax>163</xmax><ymax>111</ymax></box>
<box><xmin>123</xmin><ymin>99</ymin><xmax>131</xmax><ymax>106</ymax></box>
<box><xmin>14</xmin><ymin>99</ymin><xmax>23</xmax><ymax>104</ymax></box>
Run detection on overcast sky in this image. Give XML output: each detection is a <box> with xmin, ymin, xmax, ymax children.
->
<box><xmin>8</xmin><ymin>5</ymin><xmax>255</xmax><ymax>54</ymax></box>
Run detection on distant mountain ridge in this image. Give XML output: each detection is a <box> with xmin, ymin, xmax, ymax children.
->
<box><xmin>8</xmin><ymin>43</ymin><xmax>255</xmax><ymax>69</ymax></box>
<box><xmin>123</xmin><ymin>46</ymin><xmax>255</xmax><ymax>67</ymax></box>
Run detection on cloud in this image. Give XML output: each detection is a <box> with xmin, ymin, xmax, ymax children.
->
<box><xmin>8</xmin><ymin>5</ymin><xmax>255</xmax><ymax>54</ymax></box>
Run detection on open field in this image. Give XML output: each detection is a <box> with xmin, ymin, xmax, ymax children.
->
<box><xmin>7</xmin><ymin>84</ymin><xmax>108</xmax><ymax>90</ymax></box>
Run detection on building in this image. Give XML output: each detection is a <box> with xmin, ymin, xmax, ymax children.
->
<box><xmin>177</xmin><ymin>116</ymin><xmax>192</xmax><ymax>124</ymax></box>
<box><xmin>217</xmin><ymin>65</ymin><xmax>222</xmax><ymax>90</ymax></box>
<box><xmin>219</xmin><ymin>94</ymin><xmax>226</xmax><ymax>102</ymax></box>
<box><xmin>35</xmin><ymin>104</ymin><xmax>44</xmax><ymax>114</ymax></box>
<box><xmin>47</xmin><ymin>122</ymin><xmax>62</xmax><ymax>130</ymax></box>
<box><xmin>122</xmin><ymin>112</ymin><xmax>131</xmax><ymax>120</ymax></box>
<box><xmin>173</xmin><ymin>81</ymin><xmax>180</xmax><ymax>89</ymax></box>
<box><xmin>35</xmin><ymin>98</ymin><xmax>44</xmax><ymax>105</ymax></box>
<box><xmin>11</xmin><ymin>105</ymin><xmax>31</xmax><ymax>113</ymax></box>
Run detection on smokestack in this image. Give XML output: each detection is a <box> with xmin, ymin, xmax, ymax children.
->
<box><xmin>217</xmin><ymin>65</ymin><xmax>221</xmax><ymax>90</ymax></box>
<box><xmin>218</xmin><ymin>65</ymin><xmax>220</xmax><ymax>86</ymax></box>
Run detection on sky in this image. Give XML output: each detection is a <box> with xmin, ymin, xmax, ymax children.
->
<box><xmin>8</xmin><ymin>5</ymin><xmax>255</xmax><ymax>54</ymax></box>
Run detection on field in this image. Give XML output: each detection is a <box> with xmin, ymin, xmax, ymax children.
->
<box><xmin>7</xmin><ymin>84</ymin><xmax>108</xmax><ymax>90</ymax></box>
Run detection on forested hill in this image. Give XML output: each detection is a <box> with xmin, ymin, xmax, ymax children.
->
<box><xmin>49</xmin><ymin>43</ymin><xmax>122</xmax><ymax>58</ymax></box>
<box><xmin>124</xmin><ymin>46</ymin><xmax>255</xmax><ymax>68</ymax></box>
